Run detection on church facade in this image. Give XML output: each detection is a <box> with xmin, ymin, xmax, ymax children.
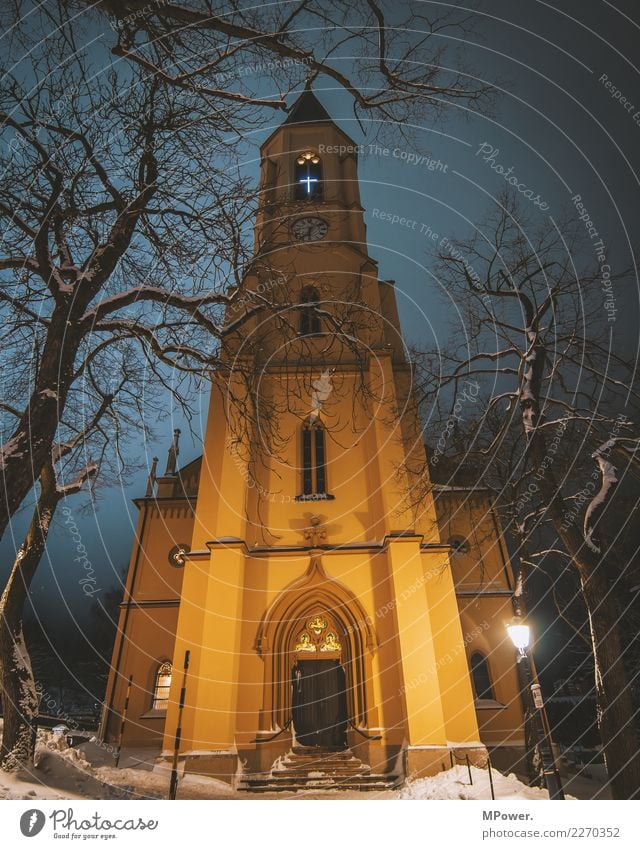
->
<box><xmin>101</xmin><ymin>89</ymin><xmax>524</xmax><ymax>787</ymax></box>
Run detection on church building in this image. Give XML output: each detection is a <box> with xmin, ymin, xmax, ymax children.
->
<box><xmin>101</xmin><ymin>88</ymin><xmax>524</xmax><ymax>790</ymax></box>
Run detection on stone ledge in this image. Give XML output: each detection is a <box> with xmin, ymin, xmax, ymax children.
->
<box><xmin>184</xmin><ymin>751</ymin><xmax>238</xmax><ymax>784</ymax></box>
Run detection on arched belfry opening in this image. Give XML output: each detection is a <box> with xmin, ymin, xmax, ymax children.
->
<box><xmin>255</xmin><ymin>554</ymin><xmax>377</xmax><ymax>742</ymax></box>
<box><xmin>294</xmin><ymin>150</ymin><xmax>323</xmax><ymax>200</ymax></box>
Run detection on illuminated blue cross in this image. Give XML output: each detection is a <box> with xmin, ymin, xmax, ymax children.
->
<box><xmin>299</xmin><ymin>174</ymin><xmax>318</xmax><ymax>195</ymax></box>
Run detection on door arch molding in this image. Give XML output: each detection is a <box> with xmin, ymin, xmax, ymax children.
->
<box><xmin>255</xmin><ymin>553</ymin><xmax>377</xmax><ymax>731</ymax></box>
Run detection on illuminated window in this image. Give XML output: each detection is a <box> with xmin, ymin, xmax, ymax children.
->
<box><xmin>302</xmin><ymin>420</ymin><xmax>327</xmax><ymax>497</ymax></box>
<box><xmin>152</xmin><ymin>662</ymin><xmax>172</xmax><ymax>711</ymax></box>
<box><xmin>300</xmin><ymin>286</ymin><xmax>321</xmax><ymax>336</ymax></box>
<box><xmin>470</xmin><ymin>652</ymin><xmax>494</xmax><ymax>700</ymax></box>
<box><xmin>294</xmin><ymin>151</ymin><xmax>323</xmax><ymax>200</ymax></box>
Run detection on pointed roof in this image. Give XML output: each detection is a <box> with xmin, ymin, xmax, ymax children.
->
<box><xmin>283</xmin><ymin>85</ymin><xmax>332</xmax><ymax>127</ymax></box>
<box><xmin>261</xmin><ymin>84</ymin><xmax>356</xmax><ymax>150</ymax></box>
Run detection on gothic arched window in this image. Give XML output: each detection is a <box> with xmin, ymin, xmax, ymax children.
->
<box><xmin>299</xmin><ymin>286</ymin><xmax>321</xmax><ymax>336</ymax></box>
<box><xmin>294</xmin><ymin>151</ymin><xmax>323</xmax><ymax>200</ymax></box>
<box><xmin>301</xmin><ymin>420</ymin><xmax>327</xmax><ymax>497</ymax></box>
<box><xmin>470</xmin><ymin>652</ymin><xmax>494</xmax><ymax>700</ymax></box>
<box><xmin>152</xmin><ymin>661</ymin><xmax>172</xmax><ymax>711</ymax></box>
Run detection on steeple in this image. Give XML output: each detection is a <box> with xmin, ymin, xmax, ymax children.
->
<box><xmin>283</xmin><ymin>85</ymin><xmax>332</xmax><ymax>127</ymax></box>
<box><xmin>254</xmin><ymin>85</ymin><xmax>366</xmax><ymax>254</ymax></box>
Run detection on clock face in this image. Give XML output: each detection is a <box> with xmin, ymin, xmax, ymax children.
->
<box><xmin>291</xmin><ymin>217</ymin><xmax>328</xmax><ymax>242</ymax></box>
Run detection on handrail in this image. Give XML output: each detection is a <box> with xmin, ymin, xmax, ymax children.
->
<box><xmin>348</xmin><ymin>721</ymin><xmax>382</xmax><ymax>741</ymax></box>
<box><xmin>250</xmin><ymin>718</ymin><xmax>292</xmax><ymax>744</ymax></box>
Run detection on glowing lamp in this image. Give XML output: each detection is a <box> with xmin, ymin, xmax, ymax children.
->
<box><xmin>506</xmin><ymin>620</ymin><xmax>531</xmax><ymax>653</ymax></box>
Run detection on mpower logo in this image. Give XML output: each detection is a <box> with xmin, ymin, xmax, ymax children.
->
<box><xmin>20</xmin><ymin>809</ymin><xmax>46</xmax><ymax>837</ymax></box>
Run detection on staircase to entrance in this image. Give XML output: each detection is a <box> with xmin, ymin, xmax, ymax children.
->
<box><xmin>238</xmin><ymin>746</ymin><xmax>401</xmax><ymax>793</ymax></box>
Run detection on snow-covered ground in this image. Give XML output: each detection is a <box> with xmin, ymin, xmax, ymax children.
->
<box><xmin>398</xmin><ymin>765</ymin><xmax>549</xmax><ymax>800</ymax></box>
<box><xmin>0</xmin><ymin>728</ymin><xmax>576</xmax><ymax>801</ymax></box>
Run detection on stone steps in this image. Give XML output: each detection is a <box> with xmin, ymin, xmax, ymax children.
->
<box><xmin>239</xmin><ymin>777</ymin><xmax>400</xmax><ymax>793</ymax></box>
<box><xmin>238</xmin><ymin>746</ymin><xmax>401</xmax><ymax>793</ymax></box>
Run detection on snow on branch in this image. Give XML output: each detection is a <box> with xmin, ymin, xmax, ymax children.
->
<box><xmin>583</xmin><ymin>444</ymin><xmax>619</xmax><ymax>554</ymax></box>
<box><xmin>56</xmin><ymin>460</ymin><xmax>99</xmax><ymax>497</ymax></box>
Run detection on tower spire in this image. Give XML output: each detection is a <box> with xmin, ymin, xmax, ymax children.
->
<box><xmin>283</xmin><ymin>86</ymin><xmax>332</xmax><ymax>127</ymax></box>
<box><xmin>145</xmin><ymin>456</ymin><xmax>159</xmax><ymax>496</ymax></box>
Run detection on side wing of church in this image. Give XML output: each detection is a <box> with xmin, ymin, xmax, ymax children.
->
<box><xmin>101</xmin><ymin>89</ymin><xmax>524</xmax><ymax>788</ymax></box>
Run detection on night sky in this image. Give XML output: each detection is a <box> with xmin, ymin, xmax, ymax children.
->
<box><xmin>2</xmin><ymin>1</ymin><xmax>638</xmax><ymax>695</ymax></box>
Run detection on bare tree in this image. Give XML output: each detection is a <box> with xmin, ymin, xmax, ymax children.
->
<box><xmin>0</xmin><ymin>345</ymin><xmax>150</xmax><ymax>770</ymax></box>
<box><xmin>63</xmin><ymin>0</ymin><xmax>491</xmax><ymax>130</ymax></box>
<box><xmin>0</xmin><ymin>0</ymin><xmax>492</xmax><ymax>771</ymax></box>
<box><xmin>0</xmin><ymin>17</ymin><xmax>265</xmax><ymax>544</ymax></box>
<box><xmin>411</xmin><ymin>192</ymin><xmax>640</xmax><ymax>798</ymax></box>
<box><xmin>0</xmin><ymin>462</ymin><xmax>95</xmax><ymax>769</ymax></box>
<box><xmin>0</xmin><ymin>0</ymin><xmax>492</xmax><ymax>545</ymax></box>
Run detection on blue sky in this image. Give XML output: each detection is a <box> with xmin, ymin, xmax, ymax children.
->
<box><xmin>2</xmin><ymin>1</ymin><xmax>638</xmax><ymax>632</ymax></box>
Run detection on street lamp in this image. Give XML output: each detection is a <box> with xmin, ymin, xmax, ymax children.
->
<box><xmin>507</xmin><ymin>617</ymin><xmax>565</xmax><ymax>800</ymax></box>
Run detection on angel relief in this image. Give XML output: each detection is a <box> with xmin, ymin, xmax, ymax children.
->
<box><xmin>308</xmin><ymin>615</ymin><xmax>328</xmax><ymax>634</ymax></box>
<box><xmin>320</xmin><ymin>631</ymin><xmax>341</xmax><ymax>652</ymax></box>
<box><xmin>294</xmin><ymin>631</ymin><xmax>317</xmax><ymax>653</ymax></box>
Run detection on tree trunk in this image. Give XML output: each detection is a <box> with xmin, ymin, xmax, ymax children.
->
<box><xmin>579</xmin><ymin>561</ymin><xmax>640</xmax><ymax>799</ymax></box>
<box><xmin>539</xmin><ymin>477</ymin><xmax>640</xmax><ymax>798</ymax></box>
<box><xmin>529</xmin><ymin>439</ymin><xmax>640</xmax><ymax>798</ymax></box>
<box><xmin>0</xmin><ymin>464</ymin><xmax>59</xmax><ymax>771</ymax></box>
<box><xmin>0</xmin><ymin>310</ymin><xmax>79</xmax><ymax>544</ymax></box>
<box><xmin>518</xmin><ymin>323</ymin><xmax>640</xmax><ymax>798</ymax></box>
<box><xmin>0</xmin><ymin>623</ymin><xmax>38</xmax><ymax>771</ymax></box>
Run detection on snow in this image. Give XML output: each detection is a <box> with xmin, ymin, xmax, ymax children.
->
<box><xmin>584</xmin><ymin>452</ymin><xmax>618</xmax><ymax>553</ymax></box>
<box><xmin>0</xmin><ymin>437</ymin><xmax>25</xmax><ymax>470</ymax></box>
<box><xmin>0</xmin><ymin>728</ymin><xmax>576</xmax><ymax>801</ymax></box>
<box><xmin>12</xmin><ymin>630</ymin><xmax>37</xmax><ymax>709</ymax></box>
<box><xmin>0</xmin><ymin>729</ymin><xmax>98</xmax><ymax>800</ymax></box>
<box><xmin>0</xmin><ymin>726</ymin><xmax>234</xmax><ymax>801</ymax></box>
<box><xmin>514</xmin><ymin>571</ymin><xmax>524</xmax><ymax>598</ymax></box>
<box><xmin>399</xmin><ymin>764</ymin><xmax>553</xmax><ymax>800</ymax></box>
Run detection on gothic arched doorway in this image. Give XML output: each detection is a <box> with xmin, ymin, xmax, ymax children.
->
<box><xmin>255</xmin><ymin>554</ymin><xmax>378</xmax><ymax>741</ymax></box>
<box><xmin>291</xmin><ymin>612</ymin><xmax>348</xmax><ymax>749</ymax></box>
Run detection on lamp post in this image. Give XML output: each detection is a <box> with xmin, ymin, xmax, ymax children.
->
<box><xmin>507</xmin><ymin>618</ymin><xmax>565</xmax><ymax>800</ymax></box>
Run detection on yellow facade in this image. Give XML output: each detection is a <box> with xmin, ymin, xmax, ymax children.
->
<box><xmin>102</xmin><ymin>90</ymin><xmax>523</xmax><ymax>785</ymax></box>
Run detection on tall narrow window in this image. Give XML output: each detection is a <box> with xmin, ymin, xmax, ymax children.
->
<box><xmin>300</xmin><ymin>286</ymin><xmax>321</xmax><ymax>336</ymax></box>
<box><xmin>299</xmin><ymin>420</ymin><xmax>329</xmax><ymax>499</ymax></box>
<box><xmin>294</xmin><ymin>151</ymin><xmax>323</xmax><ymax>200</ymax></box>
<box><xmin>152</xmin><ymin>661</ymin><xmax>172</xmax><ymax>711</ymax></box>
<box><xmin>470</xmin><ymin>652</ymin><xmax>494</xmax><ymax>700</ymax></box>
<box><xmin>314</xmin><ymin>426</ymin><xmax>326</xmax><ymax>494</ymax></box>
<box><xmin>302</xmin><ymin>426</ymin><xmax>313</xmax><ymax>495</ymax></box>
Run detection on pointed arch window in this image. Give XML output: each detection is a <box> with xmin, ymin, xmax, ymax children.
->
<box><xmin>152</xmin><ymin>661</ymin><xmax>172</xmax><ymax>711</ymax></box>
<box><xmin>300</xmin><ymin>286</ymin><xmax>321</xmax><ymax>336</ymax></box>
<box><xmin>294</xmin><ymin>151</ymin><xmax>323</xmax><ymax>200</ymax></box>
<box><xmin>298</xmin><ymin>419</ymin><xmax>332</xmax><ymax>500</ymax></box>
<box><xmin>470</xmin><ymin>652</ymin><xmax>494</xmax><ymax>701</ymax></box>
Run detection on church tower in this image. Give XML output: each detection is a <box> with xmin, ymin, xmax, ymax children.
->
<box><xmin>102</xmin><ymin>88</ymin><xmax>524</xmax><ymax>787</ymax></box>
